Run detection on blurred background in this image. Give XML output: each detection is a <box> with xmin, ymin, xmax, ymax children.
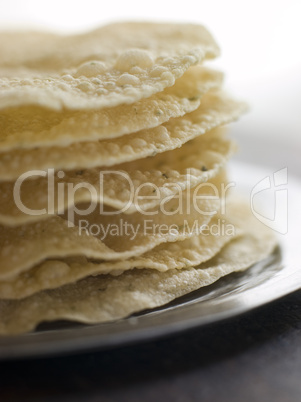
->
<box><xmin>0</xmin><ymin>0</ymin><xmax>300</xmax><ymax>173</ymax></box>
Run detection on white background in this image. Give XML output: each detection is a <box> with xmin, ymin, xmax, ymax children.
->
<box><xmin>1</xmin><ymin>0</ymin><xmax>300</xmax><ymax>171</ymax></box>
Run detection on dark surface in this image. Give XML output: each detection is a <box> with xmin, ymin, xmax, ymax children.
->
<box><xmin>0</xmin><ymin>289</ymin><xmax>301</xmax><ymax>402</ymax></box>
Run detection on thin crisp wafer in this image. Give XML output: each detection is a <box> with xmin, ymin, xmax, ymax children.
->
<box><xmin>0</xmin><ymin>177</ymin><xmax>223</xmax><ymax>280</ymax></box>
<box><xmin>0</xmin><ymin>212</ymin><xmax>238</xmax><ymax>299</ymax></box>
<box><xmin>0</xmin><ymin>66</ymin><xmax>222</xmax><ymax>151</ymax></box>
<box><xmin>0</xmin><ymin>199</ymin><xmax>276</xmax><ymax>335</ymax></box>
<box><xmin>0</xmin><ymin>91</ymin><xmax>247</xmax><ymax>180</ymax></box>
<box><xmin>0</xmin><ymin>22</ymin><xmax>219</xmax><ymax>110</ymax></box>
<box><xmin>0</xmin><ymin>128</ymin><xmax>234</xmax><ymax>226</ymax></box>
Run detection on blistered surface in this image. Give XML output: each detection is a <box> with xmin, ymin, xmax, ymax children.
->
<box><xmin>0</xmin><ymin>23</ymin><xmax>219</xmax><ymax>110</ymax></box>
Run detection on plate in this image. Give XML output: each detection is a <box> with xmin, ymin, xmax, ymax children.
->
<box><xmin>0</xmin><ymin>161</ymin><xmax>300</xmax><ymax>360</ymax></box>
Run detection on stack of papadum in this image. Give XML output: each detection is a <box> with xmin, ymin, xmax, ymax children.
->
<box><xmin>0</xmin><ymin>22</ymin><xmax>276</xmax><ymax>335</ymax></box>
